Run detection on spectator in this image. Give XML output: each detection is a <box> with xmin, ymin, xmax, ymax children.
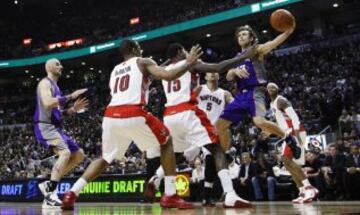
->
<box><xmin>302</xmin><ymin>150</ymin><xmax>322</xmax><ymax>194</ymax></box>
<box><xmin>236</xmin><ymin>152</ymin><xmax>256</xmax><ymax>200</ymax></box>
<box><xmin>344</xmin><ymin>144</ymin><xmax>360</xmax><ymax>200</ymax></box>
<box><xmin>251</xmin><ymin>153</ymin><xmax>277</xmax><ymax>201</ymax></box>
<box><xmin>190</xmin><ymin>157</ymin><xmax>205</xmax><ymax>201</ymax></box>
<box><xmin>321</xmin><ymin>144</ymin><xmax>347</xmax><ymax>200</ymax></box>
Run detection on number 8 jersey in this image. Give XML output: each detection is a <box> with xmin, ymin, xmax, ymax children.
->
<box><xmin>108</xmin><ymin>57</ymin><xmax>150</xmax><ymax>106</ymax></box>
<box><xmin>162</xmin><ymin>60</ymin><xmax>199</xmax><ymax>106</ymax></box>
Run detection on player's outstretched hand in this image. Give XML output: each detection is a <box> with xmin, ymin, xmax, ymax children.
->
<box><xmin>73</xmin><ymin>98</ymin><xmax>89</xmax><ymax>112</ymax></box>
<box><xmin>186</xmin><ymin>44</ymin><xmax>203</xmax><ymax>66</ymax></box>
<box><xmin>70</xmin><ymin>88</ymin><xmax>88</xmax><ymax>100</ymax></box>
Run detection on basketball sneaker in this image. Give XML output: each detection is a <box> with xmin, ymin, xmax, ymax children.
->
<box><xmin>144</xmin><ymin>175</ymin><xmax>159</xmax><ymax>202</ymax></box>
<box><xmin>302</xmin><ymin>186</ymin><xmax>319</xmax><ymax>203</ymax></box>
<box><xmin>42</xmin><ymin>192</ymin><xmax>62</xmax><ymax>209</ymax></box>
<box><xmin>292</xmin><ymin>192</ymin><xmax>305</xmax><ymax>204</ymax></box>
<box><xmin>38</xmin><ymin>180</ymin><xmax>51</xmax><ymax>197</ymax></box>
<box><xmin>160</xmin><ymin>194</ymin><xmax>194</xmax><ymax>209</ymax></box>
<box><xmin>223</xmin><ymin>191</ymin><xmax>252</xmax><ymax>208</ymax></box>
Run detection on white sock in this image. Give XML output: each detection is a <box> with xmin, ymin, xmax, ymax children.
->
<box><xmin>299</xmin><ymin>186</ymin><xmax>305</xmax><ymax>194</ymax></box>
<box><xmin>70</xmin><ymin>177</ymin><xmax>88</xmax><ymax>196</ymax></box>
<box><xmin>204</xmin><ymin>181</ymin><xmax>214</xmax><ymax>188</ymax></box>
<box><xmin>164</xmin><ymin>176</ymin><xmax>176</xmax><ymax>196</ymax></box>
<box><xmin>218</xmin><ymin>169</ymin><xmax>234</xmax><ymax>193</ymax></box>
<box><xmin>154</xmin><ymin>166</ymin><xmax>165</xmax><ymax>188</ymax></box>
<box><xmin>302</xmin><ymin>179</ymin><xmax>311</xmax><ymax>187</ymax></box>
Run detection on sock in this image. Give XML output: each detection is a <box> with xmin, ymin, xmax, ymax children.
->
<box><xmin>218</xmin><ymin>169</ymin><xmax>234</xmax><ymax>194</ymax></box>
<box><xmin>154</xmin><ymin>166</ymin><xmax>165</xmax><ymax>189</ymax></box>
<box><xmin>299</xmin><ymin>186</ymin><xmax>305</xmax><ymax>194</ymax></box>
<box><xmin>48</xmin><ymin>180</ymin><xmax>58</xmax><ymax>192</ymax></box>
<box><xmin>164</xmin><ymin>176</ymin><xmax>176</xmax><ymax>196</ymax></box>
<box><xmin>302</xmin><ymin>179</ymin><xmax>311</xmax><ymax>187</ymax></box>
<box><xmin>70</xmin><ymin>178</ymin><xmax>88</xmax><ymax>196</ymax></box>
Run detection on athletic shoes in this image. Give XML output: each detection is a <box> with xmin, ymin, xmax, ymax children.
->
<box><xmin>223</xmin><ymin>191</ymin><xmax>252</xmax><ymax>208</ymax></box>
<box><xmin>38</xmin><ymin>180</ymin><xmax>51</xmax><ymax>197</ymax></box>
<box><xmin>285</xmin><ymin>135</ymin><xmax>301</xmax><ymax>159</ymax></box>
<box><xmin>61</xmin><ymin>191</ymin><xmax>77</xmax><ymax>210</ymax></box>
<box><xmin>144</xmin><ymin>176</ymin><xmax>158</xmax><ymax>202</ymax></box>
<box><xmin>302</xmin><ymin>186</ymin><xmax>319</xmax><ymax>203</ymax></box>
<box><xmin>42</xmin><ymin>192</ymin><xmax>62</xmax><ymax>209</ymax></box>
<box><xmin>292</xmin><ymin>192</ymin><xmax>305</xmax><ymax>204</ymax></box>
<box><xmin>160</xmin><ymin>194</ymin><xmax>194</xmax><ymax>209</ymax></box>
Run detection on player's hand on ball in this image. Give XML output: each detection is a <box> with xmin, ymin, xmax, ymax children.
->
<box><xmin>186</xmin><ymin>44</ymin><xmax>203</xmax><ymax>66</ymax></box>
<box><xmin>71</xmin><ymin>88</ymin><xmax>88</xmax><ymax>99</ymax></box>
<box><xmin>73</xmin><ymin>98</ymin><xmax>89</xmax><ymax>112</ymax></box>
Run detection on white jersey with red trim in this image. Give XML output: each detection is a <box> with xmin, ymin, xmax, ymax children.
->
<box><xmin>198</xmin><ymin>85</ymin><xmax>226</xmax><ymax>125</ymax></box>
<box><xmin>270</xmin><ymin>95</ymin><xmax>303</xmax><ymax>132</ymax></box>
<box><xmin>162</xmin><ymin>60</ymin><xmax>199</xmax><ymax>107</ymax></box>
<box><xmin>108</xmin><ymin>57</ymin><xmax>150</xmax><ymax>107</ymax></box>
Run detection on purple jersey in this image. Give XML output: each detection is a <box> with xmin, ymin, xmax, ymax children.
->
<box><xmin>235</xmin><ymin>51</ymin><xmax>268</xmax><ymax>91</ymax></box>
<box><xmin>33</xmin><ymin>77</ymin><xmax>62</xmax><ymax>126</ymax></box>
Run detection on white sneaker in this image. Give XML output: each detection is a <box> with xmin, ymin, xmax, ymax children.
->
<box><xmin>292</xmin><ymin>193</ymin><xmax>304</xmax><ymax>204</ymax></box>
<box><xmin>223</xmin><ymin>191</ymin><xmax>252</xmax><ymax>208</ymax></box>
<box><xmin>38</xmin><ymin>181</ymin><xmax>51</xmax><ymax>197</ymax></box>
<box><xmin>42</xmin><ymin>192</ymin><xmax>62</xmax><ymax>209</ymax></box>
<box><xmin>302</xmin><ymin>186</ymin><xmax>319</xmax><ymax>203</ymax></box>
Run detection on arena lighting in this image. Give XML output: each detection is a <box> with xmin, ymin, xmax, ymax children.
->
<box><xmin>90</xmin><ymin>67</ymin><xmax>94</xmax><ymax>70</ymax></box>
<box><xmin>130</xmin><ymin>17</ymin><xmax>140</xmax><ymax>25</ymax></box>
<box><xmin>206</xmin><ymin>33</ymin><xmax>211</xmax><ymax>38</ymax></box>
<box><xmin>25</xmin><ymin>70</ymin><xmax>29</xmax><ymax>74</ymax></box>
<box><xmin>14</xmin><ymin>0</ymin><xmax>18</xmax><ymax>4</ymax></box>
<box><xmin>98</xmin><ymin>70</ymin><xmax>102</xmax><ymax>74</ymax></box>
<box><xmin>70</xmin><ymin>70</ymin><xmax>74</xmax><ymax>74</ymax></box>
<box><xmin>81</xmin><ymin>62</ymin><xmax>86</xmax><ymax>66</ymax></box>
<box><xmin>48</xmin><ymin>38</ymin><xmax>84</xmax><ymax>50</ymax></box>
<box><xmin>23</xmin><ymin>38</ymin><xmax>32</xmax><ymax>45</ymax></box>
<box><xmin>30</xmin><ymin>75</ymin><xmax>34</xmax><ymax>78</ymax></box>
<box><xmin>262</xmin><ymin>30</ymin><xmax>268</xmax><ymax>33</ymax></box>
<box><xmin>333</xmin><ymin>3</ymin><xmax>339</xmax><ymax>7</ymax></box>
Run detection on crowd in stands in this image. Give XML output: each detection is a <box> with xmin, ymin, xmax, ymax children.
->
<box><xmin>1</xmin><ymin>2</ymin><xmax>360</xmax><ymax>200</ymax></box>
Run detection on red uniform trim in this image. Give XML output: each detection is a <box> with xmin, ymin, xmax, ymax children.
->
<box><xmin>164</xmin><ymin>102</ymin><xmax>218</xmax><ymax>144</ymax></box>
<box><xmin>104</xmin><ymin>105</ymin><xmax>169</xmax><ymax>145</ymax></box>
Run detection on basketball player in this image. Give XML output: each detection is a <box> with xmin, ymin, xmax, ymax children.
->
<box><xmin>196</xmin><ymin>73</ymin><xmax>233</xmax><ymax>206</ymax></box>
<box><xmin>34</xmin><ymin>58</ymin><xmax>88</xmax><ymax>208</ymax></box>
<box><xmin>267</xmin><ymin>82</ymin><xmax>318</xmax><ymax>203</ymax></box>
<box><xmin>145</xmin><ymin>43</ymin><xmax>257</xmax><ymax>208</ymax></box>
<box><xmin>61</xmin><ymin>39</ymin><xmax>202</xmax><ymax>210</ymax></box>
<box><xmin>216</xmin><ymin>24</ymin><xmax>301</xmax><ymax>162</ymax></box>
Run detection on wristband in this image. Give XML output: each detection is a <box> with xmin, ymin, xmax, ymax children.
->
<box><xmin>58</xmin><ymin>96</ymin><xmax>68</xmax><ymax>106</ymax></box>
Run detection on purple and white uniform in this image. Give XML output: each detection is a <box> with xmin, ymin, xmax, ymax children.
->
<box><xmin>33</xmin><ymin>77</ymin><xmax>79</xmax><ymax>153</ymax></box>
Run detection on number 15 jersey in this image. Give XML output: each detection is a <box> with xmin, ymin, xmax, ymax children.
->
<box><xmin>108</xmin><ymin>57</ymin><xmax>150</xmax><ymax>107</ymax></box>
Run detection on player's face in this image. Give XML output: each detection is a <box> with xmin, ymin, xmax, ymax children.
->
<box><xmin>51</xmin><ymin>60</ymin><xmax>63</xmax><ymax>76</ymax></box>
<box><xmin>267</xmin><ymin>85</ymin><xmax>278</xmax><ymax>97</ymax></box>
<box><xmin>205</xmin><ymin>73</ymin><xmax>219</xmax><ymax>82</ymax></box>
<box><xmin>237</xmin><ymin>30</ymin><xmax>252</xmax><ymax>47</ymax></box>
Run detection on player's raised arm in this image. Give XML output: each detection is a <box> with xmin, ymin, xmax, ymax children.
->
<box><xmin>193</xmin><ymin>43</ymin><xmax>257</xmax><ymax>74</ymax></box>
<box><xmin>257</xmin><ymin>21</ymin><xmax>295</xmax><ymax>56</ymax></box>
<box><xmin>141</xmin><ymin>45</ymin><xmax>203</xmax><ymax>81</ymax></box>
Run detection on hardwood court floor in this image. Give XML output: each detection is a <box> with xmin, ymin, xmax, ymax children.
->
<box><xmin>1</xmin><ymin>201</ymin><xmax>360</xmax><ymax>215</ymax></box>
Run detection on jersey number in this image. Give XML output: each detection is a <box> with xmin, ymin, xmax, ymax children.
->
<box><xmin>206</xmin><ymin>102</ymin><xmax>212</xmax><ymax>111</ymax></box>
<box><xmin>167</xmin><ymin>80</ymin><xmax>181</xmax><ymax>93</ymax></box>
<box><xmin>113</xmin><ymin>74</ymin><xmax>130</xmax><ymax>93</ymax></box>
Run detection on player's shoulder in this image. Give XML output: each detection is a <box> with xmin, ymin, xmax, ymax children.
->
<box><xmin>38</xmin><ymin>78</ymin><xmax>51</xmax><ymax>88</ymax></box>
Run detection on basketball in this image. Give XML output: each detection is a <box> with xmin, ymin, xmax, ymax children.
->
<box><xmin>270</xmin><ymin>9</ymin><xmax>295</xmax><ymax>32</ymax></box>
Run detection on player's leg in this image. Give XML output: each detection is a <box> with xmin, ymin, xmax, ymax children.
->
<box><xmin>252</xmin><ymin>88</ymin><xmax>301</xmax><ymax>158</ymax></box>
<box><xmin>202</xmin><ymin>147</ymin><xmax>216</xmax><ymax>207</ymax></box>
<box><xmin>59</xmin><ymin>149</ymin><xmax>85</xmax><ymax>178</ymax></box>
<box><xmin>216</xmin><ymin>119</ymin><xmax>233</xmax><ymax>151</ymax></box>
<box><xmin>133</xmin><ymin>114</ymin><xmax>194</xmax><ymax>209</ymax></box>
<box><xmin>62</xmin><ymin>117</ymin><xmax>130</xmax><ymax>210</ymax></box>
<box><xmin>189</xmin><ymin>108</ymin><xmax>251</xmax><ymax>208</ymax></box>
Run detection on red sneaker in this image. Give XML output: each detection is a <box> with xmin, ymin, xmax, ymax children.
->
<box><xmin>160</xmin><ymin>194</ymin><xmax>194</xmax><ymax>209</ymax></box>
<box><xmin>144</xmin><ymin>180</ymin><xmax>156</xmax><ymax>202</ymax></box>
<box><xmin>61</xmin><ymin>191</ymin><xmax>77</xmax><ymax>210</ymax></box>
